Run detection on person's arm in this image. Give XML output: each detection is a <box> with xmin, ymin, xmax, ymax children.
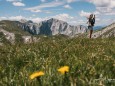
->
<box><xmin>93</xmin><ymin>15</ymin><xmax>95</xmax><ymax>25</ymax></box>
<box><xmin>93</xmin><ymin>15</ymin><xmax>95</xmax><ymax>19</ymax></box>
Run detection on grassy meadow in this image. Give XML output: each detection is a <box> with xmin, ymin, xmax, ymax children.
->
<box><xmin>0</xmin><ymin>36</ymin><xmax>115</xmax><ymax>86</ymax></box>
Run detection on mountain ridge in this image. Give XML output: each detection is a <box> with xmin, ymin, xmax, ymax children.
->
<box><xmin>18</xmin><ymin>18</ymin><xmax>87</xmax><ymax>36</ymax></box>
<box><xmin>92</xmin><ymin>23</ymin><xmax>115</xmax><ymax>38</ymax></box>
<box><xmin>0</xmin><ymin>18</ymin><xmax>115</xmax><ymax>44</ymax></box>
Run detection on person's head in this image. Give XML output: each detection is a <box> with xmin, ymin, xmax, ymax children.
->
<box><xmin>89</xmin><ymin>14</ymin><xmax>93</xmax><ymax>19</ymax></box>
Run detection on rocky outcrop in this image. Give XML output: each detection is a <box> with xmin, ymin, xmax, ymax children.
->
<box><xmin>92</xmin><ymin>23</ymin><xmax>115</xmax><ymax>38</ymax></box>
<box><xmin>0</xmin><ymin>27</ymin><xmax>39</xmax><ymax>44</ymax></box>
<box><xmin>22</xmin><ymin>36</ymin><xmax>39</xmax><ymax>44</ymax></box>
<box><xmin>0</xmin><ymin>28</ymin><xmax>15</xmax><ymax>44</ymax></box>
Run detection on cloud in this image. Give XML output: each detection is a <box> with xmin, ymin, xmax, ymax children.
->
<box><xmin>63</xmin><ymin>5</ymin><xmax>72</xmax><ymax>9</ymax></box>
<box><xmin>79</xmin><ymin>10</ymin><xmax>101</xmax><ymax>18</ymax></box>
<box><xmin>9</xmin><ymin>16</ymin><xmax>26</xmax><ymax>20</ymax></box>
<box><xmin>105</xmin><ymin>12</ymin><xmax>115</xmax><ymax>15</ymax></box>
<box><xmin>6</xmin><ymin>0</ymin><xmax>22</xmax><ymax>2</ymax></box>
<box><xmin>31</xmin><ymin>13</ymin><xmax>78</xmax><ymax>25</ymax></box>
<box><xmin>6</xmin><ymin>0</ymin><xmax>25</xmax><ymax>7</ymax></box>
<box><xmin>1</xmin><ymin>14</ymin><xmax>114</xmax><ymax>26</ymax></box>
<box><xmin>41</xmin><ymin>0</ymin><xmax>46</xmax><ymax>2</ymax></box>
<box><xmin>0</xmin><ymin>14</ymin><xmax>75</xmax><ymax>25</ymax></box>
<box><xmin>30</xmin><ymin>17</ymin><xmax>47</xmax><ymax>23</ymax></box>
<box><xmin>0</xmin><ymin>17</ymin><xmax>7</xmax><ymax>20</ymax></box>
<box><xmin>52</xmin><ymin>13</ymin><xmax>74</xmax><ymax>21</ymax></box>
<box><xmin>24</xmin><ymin>1</ymin><xmax>64</xmax><ymax>12</ymax></box>
<box><xmin>87</xmin><ymin>0</ymin><xmax>115</xmax><ymax>16</ymax></box>
<box><xmin>24</xmin><ymin>0</ymin><xmax>79</xmax><ymax>13</ymax></box>
<box><xmin>66</xmin><ymin>0</ymin><xmax>77</xmax><ymax>3</ymax></box>
<box><xmin>30</xmin><ymin>9</ymin><xmax>42</xmax><ymax>13</ymax></box>
<box><xmin>12</xmin><ymin>2</ymin><xmax>25</xmax><ymax>6</ymax></box>
<box><xmin>79</xmin><ymin>10</ymin><xmax>91</xmax><ymax>17</ymax></box>
<box><xmin>88</xmin><ymin>0</ymin><xmax>115</xmax><ymax>8</ymax></box>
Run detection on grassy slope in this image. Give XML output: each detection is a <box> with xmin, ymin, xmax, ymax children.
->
<box><xmin>0</xmin><ymin>37</ymin><xmax>115</xmax><ymax>86</ymax></box>
<box><xmin>0</xmin><ymin>32</ymin><xmax>11</xmax><ymax>44</ymax></box>
<box><xmin>0</xmin><ymin>20</ymin><xmax>31</xmax><ymax>35</ymax></box>
<box><xmin>0</xmin><ymin>20</ymin><xmax>33</xmax><ymax>44</ymax></box>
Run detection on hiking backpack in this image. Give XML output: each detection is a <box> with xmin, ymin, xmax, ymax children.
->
<box><xmin>91</xmin><ymin>18</ymin><xmax>95</xmax><ymax>26</ymax></box>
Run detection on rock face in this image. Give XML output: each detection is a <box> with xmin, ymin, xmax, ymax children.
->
<box><xmin>0</xmin><ymin>28</ymin><xmax>39</xmax><ymax>44</ymax></box>
<box><xmin>19</xmin><ymin>18</ymin><xmax>87</xmax><ymax>37</ymax></box>
<box><xmin>92</xmin><ymin>23</ymin><xmax>115</xmax><ymax>38</ymax></box>
<box><xmin>22</xmin><ymin>36</ymin><xmax>39</xmax><ymax>44</ymax></box>
<box><xmin>0</xmin><ymin>28</ymin><xmax>15</xmax><ymax>44</ymax></box>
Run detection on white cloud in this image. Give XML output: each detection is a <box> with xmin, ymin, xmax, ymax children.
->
<box><xmin>88</xmin><ymin>0</ymin><xmax>110</xmax><ymax>7</ymax></box>
<box><xmin>79</xmin><ymin>10</ymin><xmax>91</xmax><ymax>17</ymax></box>
<box><xmin>30</xmin><ymin>13</ymin><xmax>75</xmax><ymax>24</ymax></box>
<box><xmin>30</xmin><ymin>17</ymin><xmax>47</xmax><ymax>23</ymax></box>
<box><xmin>24</xmin><ymin>0</ymin><xmax>80</xmax><ymax>13</ymax></box>
<box><xmin>6</xmin><ymin>0</ymin><xmax>25</xmax><ymax>7</ymax></box>
<box><xmin>105</xmin><ymin>11</ymin><xmax>115</xmax><ymax>15</ymax></box>
<box><xmin>9</xmin><ymin>16</ymin><xmax>26</xmax><ymax>20</ymax></box>
<box><xmin>30</xmin><ymin>9</ymin><xmax>42</xmax><ymax>13</ymax></box>
<box><xmin>52</xmin><ymin>13</ymin><xmax>74</xmax><ymax>21</ymax></box>
<box><xmin>66</xmin><ymin>0</ymin><xmax>77</xmax><ymax>3</ymax></box>
<box><xmin>63</xmin><ymin>5</ymin><xmax>72</xmax><ymax>9</ymax></box>
<box><xmin>93</xmin><ymin>11</ymin><xmax>100</xmax><ymax>15</ymax></box>
<box><xmin>0</xmin><ymin>17</ymin><xmax>7</xmax><ymax>20</ymax></box>
<box><xmin>0</xmin><ymin>16</ymin><xmax>45</xmax><ymax>23</ymax></box>
<box><xmin>24</xmin><ymin>1</ymin><xmax>64</xmax><ymax>12</ymax></box>
<box><xmin>6</xmin><ymin>0</ymin><xmax>22</xmax><ymax>2</ymax></box>
<box><xmin>41</xmin><ymin>0</ymin><xmax>46</xmax><ymax>2</ymax></box>
<box><xmin>76</xmin><ymin>20</ymin><xmax>86</xmax><ymax>25</ymax></box>
<box><xmin>88</xmin><ymin>0</ymin><xmax>115</xmax><ymax>8</ymax></box>
<box><xmin>12</xmin><ymin>2</ymin><xmax>25</xmax><ymax>6</ymax></box>
<box><xmin>87</xmin><ymin>0</ymin><xmax>115</xmax><ymax>16</ymax></box>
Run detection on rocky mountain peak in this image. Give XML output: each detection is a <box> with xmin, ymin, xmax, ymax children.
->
<box><xmin>19</xmin><ymin>19</ymin><xmax>28</xmax><ymax>23</ymax></box>
<box><xmin>18</xmin><ymin>18</ymin><xmax>87</xmax><ymax>36</ymax></box>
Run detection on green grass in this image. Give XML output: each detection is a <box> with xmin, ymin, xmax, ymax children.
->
<box><xmin>0</xmin><ymin>32</ymin><xmax>11</xmax><ymax>44</ymax></box>
<box><xmin>0</xmin><ymin>37</ymin><xmax>115</xmax><ymax>86</ymax></box>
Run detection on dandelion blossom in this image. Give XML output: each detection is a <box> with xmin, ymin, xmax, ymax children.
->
<box><xmin>30</xmin><ymin>71</ymin><xmax>44</xmax><ymax>80</ymax></box>
<box><xmin>58</xmin><ymin>66</ymin><xmax>69</xmax><ymax>74</ymax></box>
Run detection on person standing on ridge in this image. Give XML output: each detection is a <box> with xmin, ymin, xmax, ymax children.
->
<box><xmin>87</xmin><ymin>14</ymin><xmax>95</xmax><ymax>38</ymax></box>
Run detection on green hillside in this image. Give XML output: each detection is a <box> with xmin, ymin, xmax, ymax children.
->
<box><xmin>0</xmin><ymin>37</ymin><xmax>115</xmax><ymax>86</ymax></box>
<box><xmin>0</xmin><ymin>32</ymin><xmax>11</xmax><ymax>44</ymax></box>
<box><xmin>0</xmin><ymin>20</ymin><xmax>31</xmax><ymax>35</ymax></box>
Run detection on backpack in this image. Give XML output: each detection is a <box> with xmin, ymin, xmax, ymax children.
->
<box><xmin>90</xmin><ymin>18</ymin><xmax>95</xmax><ymax>26</ymax></box>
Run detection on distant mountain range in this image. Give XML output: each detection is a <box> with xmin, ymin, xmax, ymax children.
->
<box><xmin>0</xmin><ymin>18</ymin><xmax>115</xmax><ymax>44</ymax></box>
<box><xmin>18</xmin><ymin>18</ymin><xmax>87</xmax><ymax>37</ymax></box>
<box><xmin>94</xmin><ymin>26</ymin><xmax>104</xmax><ymax>30</ymax></box>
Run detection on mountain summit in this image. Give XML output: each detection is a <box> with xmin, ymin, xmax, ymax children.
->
<box><xmin>19</xmin><ymin>18</ymin><xmax>87</xmax><ymax>37</ymax></box>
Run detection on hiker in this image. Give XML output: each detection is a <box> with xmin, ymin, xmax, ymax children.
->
<box><xmin>87</xmin><ymin>14</ymin><xmax>95</xmax><ymax>38</ymax></box>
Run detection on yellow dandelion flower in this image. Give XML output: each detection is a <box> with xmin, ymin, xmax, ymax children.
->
<box><xmin>30</xmin><ymin>71</ymin><xmax>44</xmax><ymax>80</ymax></box>
<box><xmin>58</xmin><ymin>66</ymin><xmax>69</xmax><ymax>74</ymax></box>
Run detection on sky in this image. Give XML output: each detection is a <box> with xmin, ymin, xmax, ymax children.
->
<box><xmin>0</xmin><ymin>0</ymin><xmax>115</xmax><ymax>26</ymax></box>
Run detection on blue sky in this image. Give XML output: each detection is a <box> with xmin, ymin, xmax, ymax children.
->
<box><xmin>0</xmin><ymin>0</ymin><xmax>115</xmax><ymax>26</ymax></box>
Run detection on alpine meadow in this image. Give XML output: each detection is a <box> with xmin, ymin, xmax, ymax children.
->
<box><xmin>0</xmin><ymin>37</ymin><xmax>115</xmax><ymax>86</ymax></box>
<box><xmin>0</xmin><ymin>0</ymin><xmax>115</xmax><ymax>86</ymax></box>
